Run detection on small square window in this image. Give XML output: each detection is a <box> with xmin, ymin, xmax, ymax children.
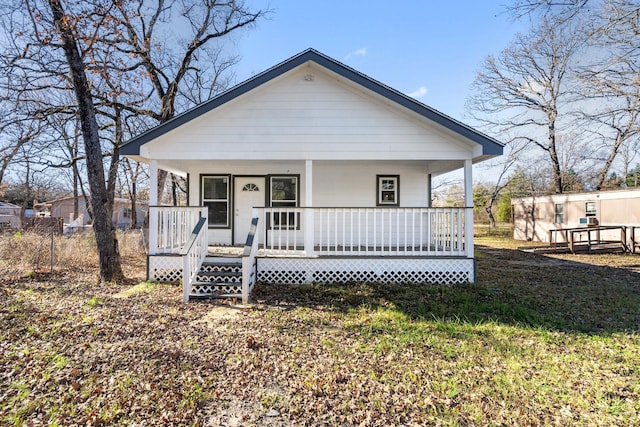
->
<box><xmin>377</xmin><ymin>175</ymin><xmax>399</xmax><ymax>206</ymax></box>
<box><xmin>270</xmin><ymin>176</ymin><xmax>298</xmax><ymax>207</ymax></box>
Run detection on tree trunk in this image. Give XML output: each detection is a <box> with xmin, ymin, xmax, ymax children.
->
<box><xmin>157</xmin><ymin>169</ymin><xmax>168</xmax><ymax>205</ymax></box>
<box><xmin>485</xmin><ymin>205</ymin><xmax>496</xmax><ymax>228</ymax></box>
<box><xmin>49</xmin><ymin>0</ymin><xmax>124</xmax><ymax>283</ymax></box>
<box><xmin>547</xmin><ymin>112</ymin><xmax>563</xmax><ymax>194</ymax></box>
<box><xmin>72</xmin><ymin>163</ymin><xmax>78</xmax><ymax>221</ymax></box>
<box><xmin>130</xmin><ymin>181</ymin><xmax>137</xmax><ymax>229</ymax></box>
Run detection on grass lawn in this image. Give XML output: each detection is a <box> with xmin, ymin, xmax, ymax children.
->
<box><xmin>1</xmin><ymin>231</ymin><xmax>639</xmax><ymax>425</ymax></box>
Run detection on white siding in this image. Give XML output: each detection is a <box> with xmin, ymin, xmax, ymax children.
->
<box><xmin>141</xmin><ymin>64</ymin><xmax>475</xmax><ymax>161</ymax></box>
<box><xmin>187</xmin><ymin>160</ymin><xmax>430</xmax><ymax>245</ymax></box>
<box><xmin>187</xmin><ymin>160</ymin><xmax>428</xmax><ymax>208</ymax></box>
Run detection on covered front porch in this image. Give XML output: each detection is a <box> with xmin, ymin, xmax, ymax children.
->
<box><xmin>119</xmin><ymin>49</ymin><xmax>504</xmax><ymax>303</ymax></box>
<box><xmin>145</xmin><ymin>159</ymin><xmax>476</xmax><ymax>304</ymax></box>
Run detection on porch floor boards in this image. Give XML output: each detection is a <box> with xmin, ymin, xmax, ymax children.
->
<box><xmin>207</xmin><ymin>245</ymin><xmax>466</xmax><ymax>258</ymax></box>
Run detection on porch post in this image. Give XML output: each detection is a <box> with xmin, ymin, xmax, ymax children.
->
<box><xmin>149</xmin><ymin>160</ymin><xmax>158</xmax><ymax>255</ymax></box>
<box><xmin>464</xmin><ymin>159</ymin><xmax>474</xmax><ymax>258</ymax></box>
<box><xmin>427</xmin><ymin>173</ymin><xmax>433</xmax><ymax>207</ymax></box>
<box><xmin>149</xmin><ymin>160</ymin><xmax>158</xmax><ymax>206</ymax></box>
<box><xmin>304</xmin><ymin>160</ymin><xmax>315</xmax><ymax>257</ymax></box>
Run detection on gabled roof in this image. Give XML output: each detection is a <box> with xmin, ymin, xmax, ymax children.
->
<box><xmin>120</xmin><ymin>48</ymin><xmax>503</xmax><ymax>156</ymax></box>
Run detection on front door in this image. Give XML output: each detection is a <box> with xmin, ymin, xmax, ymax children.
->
<box><xmin>234</xmin><ymin>176</ymin><xmax>266</xmax><ymax>245</ymax></box>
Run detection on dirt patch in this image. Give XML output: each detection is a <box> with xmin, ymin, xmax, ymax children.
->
<box><xmin>191</xmin><ymin>304</ymin><xmax>249</xmax><ymax>328</ymax></box>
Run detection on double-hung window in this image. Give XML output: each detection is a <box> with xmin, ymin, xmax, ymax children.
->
<box><xmin>554</xmin><ymin>203</ymin><xmax>564</xmax><ymax>224</ymax></box>
<box><xmin>585</xmin><ymin>201</ymin><xmax>597</xmax><ymax>217</ymax></box>
<box><xmin>202</xmin><ymin>175</ymin><xmax>230</xmax><ymax>227</ymax></box>
<box><xmin>269</xmin><ymin>176</ymin><xmax>298</xmax><ymax>229</ymax></box>
<box><xmin>377</xmin><ymin>175</ymin><xmax>399</xmax><ymax>206</ymax></box>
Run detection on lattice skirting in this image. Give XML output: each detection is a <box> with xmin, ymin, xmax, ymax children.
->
<box><xmin>148</xmin><ymin>255</ymin><xmax>182</xmax><ymax>282</ymax></box>
<box><xmin>257</xmin><ymin>257</ymin><xmax>475</xmax><ymax>285</ymax></box>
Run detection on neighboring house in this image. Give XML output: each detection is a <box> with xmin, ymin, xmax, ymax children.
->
<box><xmin>120</xmin><ymin>49</ymin><xmax>504</xmax><ymax>302</ymax></box>
<box><xmin>0</xmin><ymin>201</ymin><xmax>22</xmax><ymax>230</ymax></box>
<box><xmin>37</xmin><ymin>196</ymin><xmax>148</xmax><ymax>228</ymax></box>
<box><xmin>512</xmin><ymin>188</ymin><xmax>640</xmax><ymax>242</ymax></box>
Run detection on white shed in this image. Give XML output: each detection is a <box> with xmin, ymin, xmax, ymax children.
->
<box><xmin>0</xmin><ymin>201</ymin><xmax>22</xmax><ymax>230</ymax></box>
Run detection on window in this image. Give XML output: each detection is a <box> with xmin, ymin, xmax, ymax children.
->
<box><xmin>123</xmin><ymin>207</ymin><xmax>132</xmax><ymax>219</ymax></box>
<box><xmin>585</xmin><ymin>201</ymin><xmax>597</xmax><ymax>217</ymax></box>
<box><xmin>269</xmin><ymin>176</ymin><xmax>299</xmax><ymax>229</ymax></box>
<box><xmin>202</xmin><ymin>175</ymin><xmax>230</xmax><ymax>227</ymax></box>
<box><xmin>242</xmin><ymin>183</ymin><xmax>260</xmax><ymax>192</ymax></box>
<box><xmin>377</xmin><ymin>175</ymin><xmax>399</xmax><ymax>206</ymax></box>
<box><xmin>554</xmin><ymin>203</ymin><xmax>564</xmax><ymax>224</ymax></box>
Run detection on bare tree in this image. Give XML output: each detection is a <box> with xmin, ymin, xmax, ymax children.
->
<box><xmin>119</xmin><ymin>158</ymin><xmax>147</xmax><ymax>229</ymax></box>
<box><xmin>0</xmin><ymin>120</ymin><xmax>43</xmax><ymax>186</ymax></box>
<box><xmin>468</xmin><ymin>16</ymin><xmax>586</xmax><ymax>193</ymax></box>
<box><xmin>0</xmin><ymin>0</ymin><xmax>266</xmax><ymax>282</ymax></box>
<box><xmin>93</xmin><ymin>0</ymin><xmax>267</xmax><ymax>199</ymax></box>
<box><xmin>46</xmin><ymin>0</ymin><xmax>124</xmax><ymax>282</ymax></box>
<box><xmin>508</xmin><ymin>0</ymin><xmax>590</xmax><ymax>20</ymax></box>
<box><xmin>580</xmin><ymin>0</ymin><xmax>640</xmax><ymax>189</ymax></box>
<box><xmin>475</xmin><ymin>141</ymin><xmax>527</xmax><ymax>227</ymax></box>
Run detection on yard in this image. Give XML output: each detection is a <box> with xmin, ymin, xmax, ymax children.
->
<box><xmin>1</xmin><ymin>230</ymin><xmax>639</xmax><ymax>426</ymax></box>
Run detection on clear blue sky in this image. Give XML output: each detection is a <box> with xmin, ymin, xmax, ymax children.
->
<box><xmin>234</xmin><ymin>0</ymin><xmax>527</xmax><ymax>122</ymax></box>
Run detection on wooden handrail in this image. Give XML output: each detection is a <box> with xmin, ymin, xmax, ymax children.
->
<box><xmin>241</xmin><ymin>215</ymin><xmax>260</xmax><ymax>304</ymax></box>
<box><xmin>181</xmin><ymin>216</ymin><xmax>208</xmax><ymax>303</ymax></box>
<box><xmin>242</xmin><ymin>217</ymin><xmax>259</xmax><ymax>257</ymax></box>
<box><xmin>179</xmin><ymin>216</ymin><xmax>207</xmax><ymax>256</ymax></box>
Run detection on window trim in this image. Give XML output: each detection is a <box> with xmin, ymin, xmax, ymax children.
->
<box><xmin>376</xmin><ymin>175</ymin><xmax>400</xmax><ymax>206</ymax></box>
<box><xmin>201</xmin><ymin>174</ymin><xmax>231</xmax><ymax>229</ymax></box>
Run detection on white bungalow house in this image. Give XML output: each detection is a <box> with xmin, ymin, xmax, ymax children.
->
<box><xmin>120</xmin><ymin>49</ymin><xmax>504</xmax><ymax>303</ymax></box>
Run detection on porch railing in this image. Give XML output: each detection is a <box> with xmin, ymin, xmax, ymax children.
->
<box><xmin>148</xmin><ymin>206</ymin><xmax>207</xmax><ymax>255</ymax></box>
<box><xmin>258</xmin><ymin>207</ymin><xmax>472</xmax><ymax>257</ymax></box>
<box><xmin>180</xmin><ymin>216</ymin><xmax>208</xmax><ymax>302</ymax></box>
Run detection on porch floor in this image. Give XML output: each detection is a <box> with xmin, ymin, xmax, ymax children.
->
<box><xmin>207</xmin><ymin>245</ymin><xmax>470</xmax><ymax>258</ymax></box>
<box><xmin>208</xmin><ymin>245</ymin><xmax>244</xmax><ymax>258</ymax></box>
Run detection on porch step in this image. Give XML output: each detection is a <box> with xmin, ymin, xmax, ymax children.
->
<box><xmin>190</xmin><ymin>258</ymin><xmax>242</xmax><ymax>300</ymax></box>
<box><xmin>190</xmin><ymin>282</ymin><xmax>241</xmax><ymax>299</ymax></box>
<box><xmin>197</xmin><ymin>270</ymin><xmax>242</xmax><ymax>278</ymax></box>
